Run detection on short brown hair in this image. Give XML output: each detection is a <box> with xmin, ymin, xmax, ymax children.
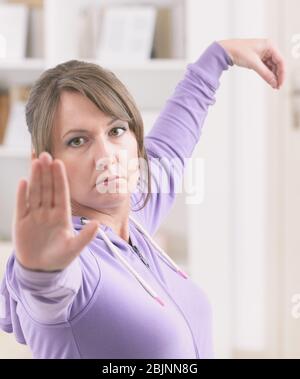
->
<box><xmin>25</xmin><ymin>60</ymin><xmax>151</xmax><ymax>211</ymax></box>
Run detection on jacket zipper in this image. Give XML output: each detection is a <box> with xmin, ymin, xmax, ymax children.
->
<box><xmin>131</xmin><ymin>245</ymin><xmax>150</xmax><ymax>269</ymax></box>
<box><xmin>129</xmin><ymin>243</ymin><xmax>199</xmax><ymax>359</ymax></box>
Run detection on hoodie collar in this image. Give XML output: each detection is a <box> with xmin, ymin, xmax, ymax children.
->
<box><xmin>71</xmin><ymin>214</ymin><xmax>137</xmax><ymax>249</ymax></box>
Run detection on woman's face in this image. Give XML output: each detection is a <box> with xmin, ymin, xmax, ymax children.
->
<box><xmin>51</xmin><ymin>91</ymin><xmax>140</xmax><ymax>212</ymax></box>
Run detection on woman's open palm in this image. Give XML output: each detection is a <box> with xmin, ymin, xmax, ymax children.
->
<box><xmin>13</xmin><ymin>152</ymin><xmax>98</xmax><ymax>272</ymax></box>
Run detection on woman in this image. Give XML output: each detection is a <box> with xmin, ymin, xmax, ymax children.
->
<box><xmin>0</xmin><ymin>39</ymin><xmax>285</xmax><ymax>359</ymax></box>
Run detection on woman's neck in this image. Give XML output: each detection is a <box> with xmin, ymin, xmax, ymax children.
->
<box><xmin>72</xmin><ymin>201</ymin><xmax>131</xmax><ymax>243</ymax></box>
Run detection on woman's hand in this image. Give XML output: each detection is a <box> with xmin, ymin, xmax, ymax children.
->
<box><xmin>218</xmin><ymin>38</ymin><xmax>286</xmax><ymax>90</ymax></box>
<box><xmin>13</xmin><ymin>152</ymin><xmax>99</xmax><ymax>272</ymax></box>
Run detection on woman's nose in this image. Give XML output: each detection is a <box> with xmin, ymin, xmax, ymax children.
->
<box><xmin>93</xmin><ymin>140</ymin><xmax>116</xmax><ymax>172</ymax></box>
<box><xmin>96</xmin><ymin>157</ymin><xmax>112</xmax><ymax>172</ymax></box>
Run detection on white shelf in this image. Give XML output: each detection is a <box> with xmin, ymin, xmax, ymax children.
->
<box><xmin>0</xmin><ymin>58</ymin><xmax>45</xmax><ymax>70</ymax></box>
<box><xmin>0</xmin><ymin>58</ymin><xmax>186</xmax><ymax>108</ymax></box>
<box><xmin>0</xmin><ymin>58</ymin><xmax>186</xmax><ymax>72</ymax></box>
<box><xmin>0</xmin><ymin>58</ymin><xmax>44</xmax><ymax>86</ymax></box>
<box><xmin>0</xmin><ymin>146</ymin><xmax>31</xmax><ymax>158</ymax></box>
<box><xmin>46</xmin><ymin>58</ymin><xmax>186</xmax><ymax>108</ymax></box>
<box><xmin>84</xmin><ymin>58</ymin><xmax>188</xmax><ymax>71</ymax></box>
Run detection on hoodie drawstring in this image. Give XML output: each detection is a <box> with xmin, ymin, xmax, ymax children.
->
<box><xmin>80</xmin><ymin>216</ymin><xmax>188</xmax><ymax>307</ymax></box>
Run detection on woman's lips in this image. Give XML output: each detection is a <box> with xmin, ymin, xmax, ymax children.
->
<box><xmin>96</xmin><ymin>175</ymin><xmax>123</xmax><ymax>186</ymax></box>
<box><xmin>105</xmin><ymin>175</ymin><xmax>119</xmax><ymax>184</ymax></box>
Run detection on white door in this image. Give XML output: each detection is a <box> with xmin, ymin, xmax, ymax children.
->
<box><xmin>281</xmin><ymin>0</ymin><xmax>300</xmax><ymax>359</ymax></box>
<box><xmin>188</xmin><ymin>0</ymin><xmax>300</xmax><ymax>358</ymax></box>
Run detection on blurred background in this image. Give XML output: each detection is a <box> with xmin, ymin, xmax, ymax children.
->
<box><xmin>0</xmin><ymin>0</ymin><xmax>299</xmax><ymax>359</ymax></box>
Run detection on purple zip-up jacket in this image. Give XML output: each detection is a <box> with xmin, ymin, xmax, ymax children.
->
<box><xmin>0</xmin><ymin>42</ymin><xmax>233</xmax><ymax>359</ymax></box>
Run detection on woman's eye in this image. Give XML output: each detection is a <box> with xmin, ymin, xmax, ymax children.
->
<box><xmin>67</xmin><ymin>137</ymin><xmax>86</xmax><ymax>147</ymax></box>
<box><xmin>109</xmin><ymin>127</ymin><xmax>127</xmax><ymax>137</ymax></box>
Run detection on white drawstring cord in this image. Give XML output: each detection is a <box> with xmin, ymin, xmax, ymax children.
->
<box><xmin>80</xmin><ymin>216</ymin><xmax>189</xmax><ymax>306</ymax></box>
<box><xmin>129</xmin><ymin>216</ymin><xmax>189</xmax><ymax>279</ymax></box>
<box><xmin>81</xmin><ymin>217</ymin><xmax>164</xmax><ymax>307</ymax></box>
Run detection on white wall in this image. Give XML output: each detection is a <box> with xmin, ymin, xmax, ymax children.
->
<box><xmin>230</xmin><ymin>0</ymin><xmax>269</xmax><ymax>355</ymax></box>
<box><xmin>185</xmin><ymin>0</ymin><xmax>295</xmax><ymax>358</ymax></box>
<box><xmin>281</xmin><ymin>0</ymin><xmax>300</xmax><ymax>358</ymax></box>
<box><xmin>185</xmin><ymin>0</ymin><xmax>234</xmax><ymax>358</ymax></box>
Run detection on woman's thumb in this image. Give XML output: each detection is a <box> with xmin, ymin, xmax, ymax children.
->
<box><xmin>72</xmin><ymin>220</ymin><xmax>99</xmax><ymax>254</ymax></box>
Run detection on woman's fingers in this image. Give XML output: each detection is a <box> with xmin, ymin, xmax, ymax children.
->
<box><xmin>53</xmin><ymin>159</ymin><xmax>70</xmax><ymax>211</ymax></box>
<box><xmin>261</xmin><ymin>43</ymin><xmax>286</xmax><ymax>89</ymax></box>
<box><xmin>27</xmin><ymin>152</ymin><xmax>71</xmax><ymax>215</ymax></box>
<box><xmin>40</xmin><ymin>152</ymin><xmax>54</xmax><ymax>207</ymax></box>
<box><xmin>15</xmin><ymin>179</ymin><xmax>29</xmax><ymax>220</ymax></box>
<box><xmin>252</xmin><ymin>55</ymin><xmax>278</xmax><ymax>88</ymax></box>
<box><xmin>264</xmin><ymin>58</ymin><xmax>276</xmax><ymax>75</ymax></box>
<box><xmin>275</xmin><ymin>59</ymin><xmax>285</xmax><ymax>89</ymax></box>
<box><xmin>268</xmin><ymin>47</ymin><xmax>286</xmax><ymax>88</ymax></box>
<box><xmin>253</xmin><ymin>51</ymin><xmax>285</xmax><ymax>89</ymax></box>
<box><xmin>28</xmin><ymin>159</ymin><xmax>42</xmax><ymax>209</ymax></box>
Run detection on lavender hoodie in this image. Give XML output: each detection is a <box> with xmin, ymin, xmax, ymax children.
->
<box><xmin>0</xmin><ymin>42</ymin><xmax>233</xmax><ymax>359</ymax></box>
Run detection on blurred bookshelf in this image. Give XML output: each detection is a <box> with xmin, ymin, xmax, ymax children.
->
<box><xmin>0</xmin><ymin>0</ymin><xmax>200</xmax><ymax>312</ymax></box>
<box><xmin>0</xmin><ymin>0</ymin><xmax>192</xmax><ymax>146</ymax></box>
<box><xmin>0</xmin><ymin>0</ymin><xmax>226</xmax><ymax>358</ymax></box>
<box><xmin>0</xmin><ymin>5</ymin><xmax>194</xmax><ymax>210</ymax></box>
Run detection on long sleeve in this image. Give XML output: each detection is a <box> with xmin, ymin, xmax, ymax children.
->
<box><xmin>0</xmin><ymin>238</ymin><xmax>100</xmax><ymax>348</ymax></box>
<box><xmin>131</xmin><ymin>41</ymin><xmax>233</xmax><ymax>235</ymax></box>
<box><xmin>12</xmin><ymin>257</ymin><xmax>82</xmax><ymax>324</ymax></box>
<box><xmin>0</xmin><ymin>255</ymin><xmax>82</xmax><ymax>343</ymax></box>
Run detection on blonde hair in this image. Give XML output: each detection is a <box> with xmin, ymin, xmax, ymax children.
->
<box><xmin>25</xmin><ymin>59</ymin><xmax>151</xmax><ymax>211</ymax></box>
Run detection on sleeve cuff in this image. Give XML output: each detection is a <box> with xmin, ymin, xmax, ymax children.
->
<box><xmin>14</xmin><ymin>258</ymin><xmax>82</xmax><ymax>294</ymax></box>
<box><xmin>187</xmin><ymin>41</ymin><xmax>234</xmax><ymax>91</ymax></box>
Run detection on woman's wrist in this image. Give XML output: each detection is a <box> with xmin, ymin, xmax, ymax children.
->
<box><xmin>217</xmin><ymin>40</ymin><xmax>235</xmax><ymax>65</ymax></box>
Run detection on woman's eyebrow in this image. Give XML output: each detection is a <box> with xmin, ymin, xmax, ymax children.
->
<box><xmin>62</xmin><ymin>118</ymin><xmax>119</xmax><ymax>138</ymax></box>
<box><xmin>62</xmin><ymin>128</ymin><xmax>89</xmax><ymax>138</ymax></box>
